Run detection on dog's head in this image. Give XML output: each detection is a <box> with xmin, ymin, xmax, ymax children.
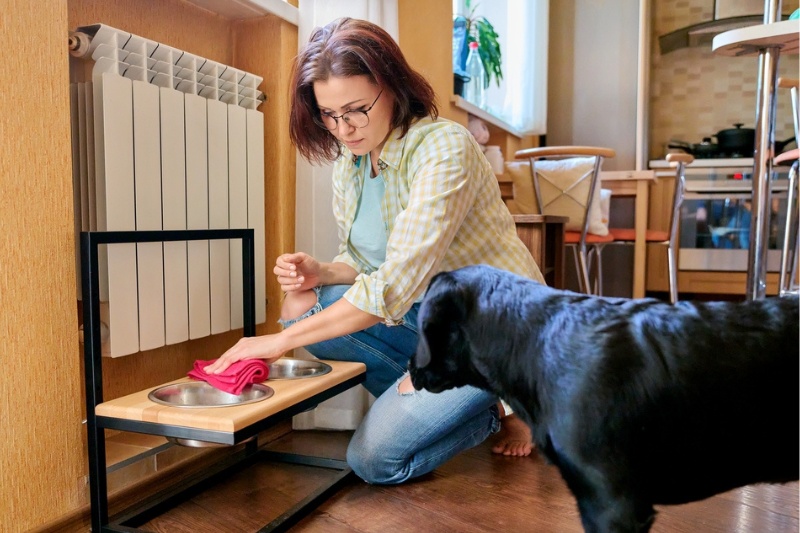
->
<box><xmin>409</xmin><ymin>268</ymin><xmax>490</xmax><ymax>393</ymax></box>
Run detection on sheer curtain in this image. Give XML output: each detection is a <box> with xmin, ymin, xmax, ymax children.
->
<box><xmin>499</xmin><ymin>0</ymin><xmax>548</xmax><ymax>134</ymax></box>
<box><xmin>457</xmin><ymin>0</ymin><xmax>549</xmax><ymax>135</ymax></box>
<box><xmin>292</xmin><ymin>0</ymin><xmax>398</xmax><ymax>430</ymax></box>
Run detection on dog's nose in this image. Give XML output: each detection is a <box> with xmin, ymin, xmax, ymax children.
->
<box><xmin>408</xmin><ymin>370</ymin><xmax>424</xmax><ymax>391</ymax></box>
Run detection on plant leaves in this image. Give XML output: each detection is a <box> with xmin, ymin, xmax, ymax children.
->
<box><xmin>462</xmin><ymin>4</ymin><xmax>503</xmax><ymax>88</ymax></box>
<box><xmin>474</xmin><ymin>19</ymin><xmax>503</xmax><ymax>88</ymax></box>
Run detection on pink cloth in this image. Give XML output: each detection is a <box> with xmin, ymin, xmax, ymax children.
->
<box><xmin>188</xmin><ymin>359</ymin><xmax>269</xmax><ymax>395</ymax></box>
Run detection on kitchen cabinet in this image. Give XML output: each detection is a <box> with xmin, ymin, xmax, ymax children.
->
<box><xmin>2</xmin><ymin>5</ymin><xmax>80</xmax><ymax>530</ymax></box>
<box><xmin>511</xmin><ymin>214</ymin><xmax>568</xmax><ymax>289</ymax></box>
<box><xmin>645</xmin><ymin>172</ymin><xmax>785</xmax><ymax>297</ymax></box>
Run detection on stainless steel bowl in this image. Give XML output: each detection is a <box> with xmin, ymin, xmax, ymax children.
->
<box><xmin>147</xmin><ymin>381</ymin><xmax>274</xmax><ymax>408</ymax></box>
<box><xmin>268</xmin><ymin>359</ymin><xmax>332</xmax><ymax>380</ymax></box>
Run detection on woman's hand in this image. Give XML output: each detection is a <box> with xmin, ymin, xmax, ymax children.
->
<box><xmin>203</xmin><ymin>334</ymin><xmax>288</xmax><ymax>375</ymax></box>
<box><xmin>275</xmin><ymin>252</ymin><xmax>322</xmax><ymax>292</ymax></box>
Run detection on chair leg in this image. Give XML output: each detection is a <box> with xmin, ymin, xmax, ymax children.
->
<box><xmin>781</xmin><ymin>197</ymin><xmax>800</xmax><ymax>296</ymax></box>
<box><xmin>570</xmin><ymin>245</ymin><xmax>588</xmax><ymax>294</ymax></box>
<box><xmin>592</xmin><ymin>245</ymin><xmax>606</xmax><ymax>296</ymax></box>
<box><xmin>576</xmin><ymin>245</ymin><xmax>592</xmax><ymax>295</ymax></box>
<box><xmin>571</xmin><ymin>246</ymin><xmax>585</xmax><ymax>293</ymax></box>
<box><xmin>667</xmin><ymin>243</ymin><xmax>679</xmax><ymax>304</ymax></box>
<box><xmin>779</xmin><ymin>162</ymin><xmax>799</xmax><ymax>296</ymax></box>
<box><xmin>789</xmin><ymin>227</ymin><xmax>800</xmax><ymax>294</ymax></box>
<box><xmin>583</xmin><ymin>246</ymin><xmax>596</xmax><ymax>294</ymax></box>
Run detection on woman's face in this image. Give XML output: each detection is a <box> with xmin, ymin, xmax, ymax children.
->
<box><xmin>313</xmin><ymin>75</ymin><xmax>393</xmax><ymax>158</ymax></box>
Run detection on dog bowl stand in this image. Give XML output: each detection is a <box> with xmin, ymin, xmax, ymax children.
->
<box><xmin>81</xmin><ymin>230</ymin><xmax>366</xmax><ymax>532</ymax></box>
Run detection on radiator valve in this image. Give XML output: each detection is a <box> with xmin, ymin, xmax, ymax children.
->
<box><xmin>68</xmin><ymin>31</ymin><xmax>91</xmax><ymax>58</ymax></box>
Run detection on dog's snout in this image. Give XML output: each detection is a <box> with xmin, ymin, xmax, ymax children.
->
<box><xmin>413</xmin><ymin>343</ymin><xmax>431</xmax><ymax>369</ymax></box>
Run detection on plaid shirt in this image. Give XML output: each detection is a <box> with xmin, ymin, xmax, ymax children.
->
<box><xmin>332</xmin><ymin>116</ymin><xmax>544</xmax><ymax>325</ymax></box>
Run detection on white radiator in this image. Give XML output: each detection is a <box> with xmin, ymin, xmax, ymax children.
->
<box><xmin>70</xmin><ymin>24</ymin><xmax>267</xmax><ymax>357</ymax></box>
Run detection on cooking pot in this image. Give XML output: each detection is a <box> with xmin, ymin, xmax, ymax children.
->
<box><xmin>667</xmin><ymin>138</ymin><xmax>720</xmax><ymax>158</ymax></box>
<box><xmin>715</xmin><ymin>123</ymin><xmax>796</xmax><ymax>156</ymax></box>
<box><xmin>670</xmin><ymin>127</ymin><xmax>796</xmax><ymax>158</ymax></box>
<box><xmin>715</xmin><ymin>124</ymin><xmax>754</xmax><ymax>155</ymax></box>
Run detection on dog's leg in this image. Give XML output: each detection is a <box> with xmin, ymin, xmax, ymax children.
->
<box><xmin>573</xmin><ymin>493</ymin><xmax>655</xmax><ymax>533</ymax></box>
<box><xmin>556</xmin><ymin>457</ymin><xmax>655</xmax><ymax>533</ymax></box>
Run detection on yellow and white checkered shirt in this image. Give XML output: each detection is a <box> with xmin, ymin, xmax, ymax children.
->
<box><xmin>332</xmin><ymin>116</ymin><xmax>544</xmax><ymax>325</ymax></box>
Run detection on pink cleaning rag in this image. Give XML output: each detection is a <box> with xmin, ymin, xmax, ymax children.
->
<box><xmin>188</xmin><ymin>359</ymin><xmax>270</xmax><ymax>396</ymax></box>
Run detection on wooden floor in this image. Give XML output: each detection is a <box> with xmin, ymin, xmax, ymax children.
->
<box><xmin>141</xmin><ymin>430</ymin><xmax>799</xmax><ymax>533</ymax></box>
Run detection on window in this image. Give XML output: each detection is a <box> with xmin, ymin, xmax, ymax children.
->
<box><xmin>453</xmin><ymin>0</ymin><xmax>549</xmax><ymax>135</ymax></box>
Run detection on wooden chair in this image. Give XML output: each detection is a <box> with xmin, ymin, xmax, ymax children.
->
<box><xmin>607</xmin><ymin>153</ymin><xmax>692</xmax><ymax>304</ymax></box>
<box><xmin>513</xmin><ymin>146</ymin><xmax>616</xmax><ymax>295</ymax></box>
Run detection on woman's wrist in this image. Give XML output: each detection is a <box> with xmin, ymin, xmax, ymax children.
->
<box><xmin>273</xmin><ymin>328</ymin><xmax>296</xmax><ymax>357</ymax></box>
<box><xmin>317</xmin><ymin>262</ymin><xmax>333</xmax><ymax>286</ymax></box>
<box><xmin>319</xmin><ymin>261</ymin><xmax>358</xmax><ymax>286</ymax></box>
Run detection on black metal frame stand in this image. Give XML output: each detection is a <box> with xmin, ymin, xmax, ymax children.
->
<box><xmin>81</xmin><ymin>229</ymin><xmax>363</xmax><ymax>532</ymax></box>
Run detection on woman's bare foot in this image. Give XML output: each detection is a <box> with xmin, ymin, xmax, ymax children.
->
<box><xmin>492</xmin><ymin>412</ymin><xmax>534</xmax><ymax>457</ymax></box>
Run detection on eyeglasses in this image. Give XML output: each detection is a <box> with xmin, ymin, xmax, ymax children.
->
<box><xmin>315</xmin><ymin>90</ymin><xmax>383</xmax><ymax>130</ymax></box>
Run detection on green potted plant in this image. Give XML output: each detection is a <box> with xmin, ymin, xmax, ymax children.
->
<box><xmin>464</xmin><ymin>0</ymin><xmax>502</xmax><ymax>88</ymax></box>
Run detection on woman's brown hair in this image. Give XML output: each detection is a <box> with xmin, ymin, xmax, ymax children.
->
<box><xmin>289</xmin><ymin>17</ymin><xmax>439</xmax><ymax>164</ymax></box>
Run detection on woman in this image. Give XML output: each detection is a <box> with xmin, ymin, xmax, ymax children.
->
<box><xmin>205</xmin><ymin>17</ymin><xmax>544</xmax><ymax>484</ymax></box>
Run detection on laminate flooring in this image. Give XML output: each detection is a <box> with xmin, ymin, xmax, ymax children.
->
<box><xmin>141</xmin><ymin>430</ymin><xmax>799</xmax><ymax>533</ymax></box>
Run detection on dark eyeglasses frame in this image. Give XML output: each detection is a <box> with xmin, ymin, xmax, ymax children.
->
<box><xmin>316</xmin><ymin>90</ymin><xmax>383</xmax><ymax>130</ymax></box>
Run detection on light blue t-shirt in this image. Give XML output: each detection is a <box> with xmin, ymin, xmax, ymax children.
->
<box><xmin>348</xmin><ymin>154</ymin><xmax>387</xmax><ymax>272</ymax></box>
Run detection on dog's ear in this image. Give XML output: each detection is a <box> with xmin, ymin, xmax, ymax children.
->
<box><xmin>415</xmin><ymin>272</ymin><xmax>471</xmax><ymax>369</ymax></box>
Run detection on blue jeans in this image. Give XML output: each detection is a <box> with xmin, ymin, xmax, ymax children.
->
<box><xmin>284</xmin><ymin>284</ymin><xmax>500</xmax><ymax>484</ymax></box>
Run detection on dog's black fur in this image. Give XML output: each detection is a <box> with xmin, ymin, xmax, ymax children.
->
<box><xmin>409</xmin><ymin>265</ymin><xmax>799</xmax><ymax>533</ymax></box>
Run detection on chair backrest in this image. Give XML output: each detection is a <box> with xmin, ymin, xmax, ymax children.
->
<box><xmin>665</xmin><ymin>153</ymin><xmax>693</xmax><ymax>245</ymax></box>
<box><xmin>513</xmin><ymin>146</ymin><xmax>615</xmax><ymax>238</ymax></box>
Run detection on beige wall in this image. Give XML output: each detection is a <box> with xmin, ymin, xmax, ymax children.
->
<box><xmin>547</xmin><ymin>0</ymin><xmax>642</xmax><ymax>170</ymax></box>
<box><xmin>547</xmin><ymin>0</ymin><xmax>798</xmax><ymax>165</ymax></box>
<box><xmin>649</xmin><ymin>0</ymin><xmax>799</xmax><ymax>159</ymax></box>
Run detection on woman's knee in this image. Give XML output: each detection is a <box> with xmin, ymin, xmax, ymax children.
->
<box><xmin>346</xmin><ymin>434</ymin><xmax>409</xmax><ymax>485</ymax></box>
<box><xmin>280</xmin><ymin>289</ymin><xmax>317</xmax><ymax>321</ymax></box>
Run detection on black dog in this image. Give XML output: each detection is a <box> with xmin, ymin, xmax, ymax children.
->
<box><xmin>409</xmin><ymin>265</ymin><xmax>799</xmax><ymax>533</ymax></box>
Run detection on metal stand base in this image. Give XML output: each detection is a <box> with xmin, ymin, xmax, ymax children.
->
<box><xmin>81</xmin><ymin>229</ymin><xmax>364</xmax><ymax>532</ymax></box>
<box><xmin>104</xmin><ymin>449</ymin><xmax>354</xmax><ymax>533</ymax></box>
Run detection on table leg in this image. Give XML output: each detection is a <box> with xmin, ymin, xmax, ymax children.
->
<box><xmin>747</xmin><ymin>45</ymin><xmax>781</xmax><ymax>300</ymax></box>
<box><xmin>632</xmin><ymin>180</ymin><xmax>649</xmax><ymax>298</ymax></box>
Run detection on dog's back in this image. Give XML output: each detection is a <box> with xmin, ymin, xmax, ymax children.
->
<box><xmin>486</xmin><ymin>276</ymin><xmax>799</xmax><ymax>504</ymax></box>
<box><xmin>411</xmin><ymin>265</ymin><xmax>799</xmax><ymax>531</ymax></box>
<box><xmin>582</xmin><ymin>295</ymin><xmax>798</xmax><ymax>504</ymax></box>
